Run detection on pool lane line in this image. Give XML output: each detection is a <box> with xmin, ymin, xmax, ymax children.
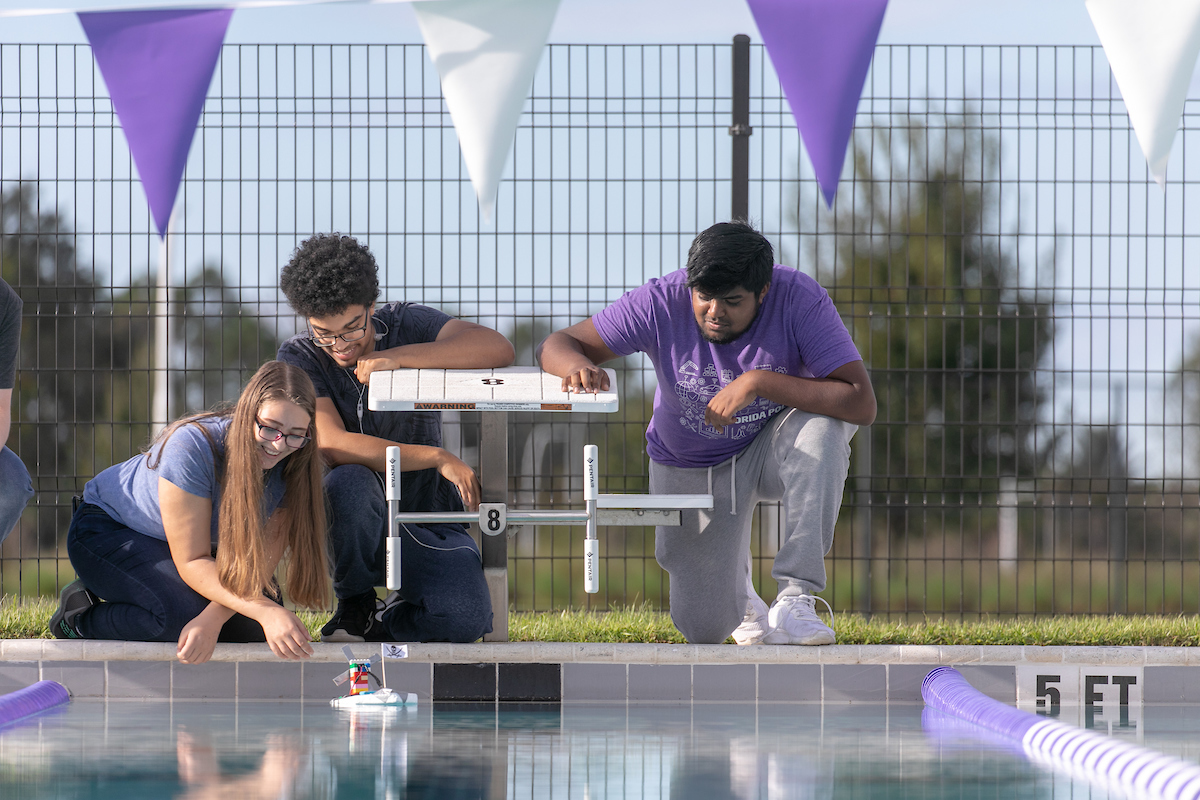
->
<box><xmin>922</xmin><ymin>666</ymin><xmax>1200</xmax><ymax>800</ymax></box>
<box><xmin>0</xmin><ymin>680</ymin><xmax>70</xmax><ymax>728</ymax></box>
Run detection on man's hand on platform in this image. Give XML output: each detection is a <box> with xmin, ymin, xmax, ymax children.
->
<box><xmin>438</xmin><ymin>450</ymin><xmax>481</xmax><ymax>511</ymax></box>
<box><xmin>561</xmin><ymin>365</ymin><xmax>611</xmax><ymax>394</ymax></box>
<box><xmin>353</xmin><ymin>353</ymin><xmax>397</xmax><ymax>384</ymax></box>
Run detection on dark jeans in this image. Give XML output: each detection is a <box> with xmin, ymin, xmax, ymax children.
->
<box><xmin>326</xmin><ymin>464</ymin><xmax>492</xmax><ymax>643</ymax></box>
<box><xmin>66</xmin><ymin>502</ymin><xmax>268</xmax><ymax>642</ymax></box>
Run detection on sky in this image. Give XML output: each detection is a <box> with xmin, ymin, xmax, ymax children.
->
<box><xmin>0</xmin><ymin>0</ymin><xmax>1103</xmax><ymax>46</ymax></box>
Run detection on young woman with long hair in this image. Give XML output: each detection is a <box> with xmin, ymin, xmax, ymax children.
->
<box><xmin>52</xmin><ymin>360</ymin><xmax>330</xmax><ymax>664</ymax></box>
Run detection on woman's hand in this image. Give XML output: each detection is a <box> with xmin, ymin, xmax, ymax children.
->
<box><xmin>177</xmin><ymin>610</ymin><xmax>225</xmax><ymax>664</ymax></box>
<box><xmin>256</xmin><ymin>605</ymin><xmax>314</xmax><ymax>660</ymax></box>
<box><xmin>436</xmin><ymin>450</ymin><xmax>481</xmax><ymax>511</ymax></box>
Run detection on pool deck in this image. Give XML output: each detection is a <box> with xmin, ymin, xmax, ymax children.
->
<box><xmin>0</xmin><ymin>640</ymin><xmax>1196</xmax><ymax>705</ymax></box>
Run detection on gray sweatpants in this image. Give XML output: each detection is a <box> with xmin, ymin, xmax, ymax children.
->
<box><xmin>651</xmin><ymin>409</ymin><xmax>857</xmax><ymax>644</ymax></box>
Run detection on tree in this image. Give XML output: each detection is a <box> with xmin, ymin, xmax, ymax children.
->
<box><xmin>1168</xmin><ymin>342</ymin><xmax>1200</xmax><ymax>477</ymax></box>
<box><xmin>171</xmin><ymin>265</ymin><xmax>280</xmax><ymax>415</ymax></box>
<box><xmin>792</xmin><ymin>111</ymin><xmax>1056</xmax><ymax>536</ymax></box>
<box><xmin>1</xmin><ymin>184</ymin><xmax>130</xmax><ymax>556</ymax></box>
<box><xmin>1</xmin><ymin>185</ymin><xmax>283</xmax><ymax>569</ymax></box>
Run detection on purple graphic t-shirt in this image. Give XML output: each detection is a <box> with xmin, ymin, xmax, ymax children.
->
<box><xmin>592</xmin><ymin>265</ymin><xmax>862</xmax><ymax>468</ymax></box>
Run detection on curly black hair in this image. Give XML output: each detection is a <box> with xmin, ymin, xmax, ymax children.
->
<box><xmin>280</xmin><ymin>233</ymin><xmax>381</xmax><ymax>318</ymax></box>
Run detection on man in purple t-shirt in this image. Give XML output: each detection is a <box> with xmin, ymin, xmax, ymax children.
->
<box><xmin>537</xmin><ymin>222</ymin><xmax>875</xmax><ymax>645</ymax></box>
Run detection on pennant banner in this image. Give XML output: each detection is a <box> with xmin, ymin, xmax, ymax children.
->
<box><xmin>1086</xmin><ymin>0</ymin><xmax>1200</xmax><ymax>187</ymax></box>
<box><xmin>747</xmin><ymin>0</ymin><xmax>888</xmax><ymax>207</ymax></box>
<box><xmin>78</xmin><ymin>8</ymin><xmax>233</xmax><ymax>237</ymax></box>
<box><xmin>413</xmin><ymin>0</ymin><xmax>561</xmax><ymax>222</ymax></box>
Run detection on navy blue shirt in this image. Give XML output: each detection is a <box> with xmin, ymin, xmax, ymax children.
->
<box><xmin>277</xmin><ymin>301</ymin><xmax>464</xmax><ymax>514</ymax></box>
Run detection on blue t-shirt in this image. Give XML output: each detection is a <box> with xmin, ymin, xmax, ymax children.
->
<box><xmin>592</xmin><ymin>265</ymin><xmax>863</xmax><ymax>468</ymax></box>
<box><xmin>82</xmin><ymin>417</ymin><xmax>287</xmax><ymax>546</ymax></box>
<box><xmin>277</xmin><ymin>301</ymin><xmax>465</xmax><ymax>514</ymax></box>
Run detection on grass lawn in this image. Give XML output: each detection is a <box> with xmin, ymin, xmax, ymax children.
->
<box><xmin>10</xmin><ymin>597</ymin><xmax>1200</xmax><ymax>646</ymax></box>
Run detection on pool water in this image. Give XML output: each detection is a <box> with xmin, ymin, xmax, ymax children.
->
<box><xmin>0</xmin><ymin>699</ymin><xmax>1196</xmax><ymax>798</ymax></box>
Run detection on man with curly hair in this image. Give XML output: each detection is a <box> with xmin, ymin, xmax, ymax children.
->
<box><xmin>278</xmin><ymin>233</ymin><xmax>515</xmax><ymax>643</ymax></box>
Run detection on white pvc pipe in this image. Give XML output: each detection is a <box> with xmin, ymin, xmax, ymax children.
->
<box><xmin>583</xmin><ymin>444</ymin><xmax>598</xmax><ymax>594</ymax></box>
<box><xmin>385</xmin><ymin>446</ymin><xmax>401</xmax><ymax>590</ymax></box>
<box><xmin>584</xmin><ymin>539</ymin><xmax>599</xmax><ymax>594</ymax></box>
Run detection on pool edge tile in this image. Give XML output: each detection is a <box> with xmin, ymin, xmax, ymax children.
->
<box><xmin>562</xmin><ymin>662</ymin><xmax>626</xmax><ymax>702</ymax></box>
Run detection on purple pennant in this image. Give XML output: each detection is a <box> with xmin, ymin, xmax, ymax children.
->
<box><xmin>747</xmin><ymin>0</ymin><xmax>889</xmax><ymax>207</ymax></box>
<box><xmin>78</xmin><ymin>8</ymin><xmax>233</xmax><ymax>237</ymax></box>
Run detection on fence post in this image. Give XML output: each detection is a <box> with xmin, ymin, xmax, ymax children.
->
<box><xmin>854</xmin><ymin>427</ymin><xmax>873</xmax><ymax>616</ymax></box>
<box><xmin>1109</xmin><ymin>383</ymin><xmax>1127</xmax><ymax>614</ymax></box>
<box><xmin>480</xmin><ymin>411</ymin><xmax>510</xmax><ymax>640</ymax></box>
<box><xmin>730</xmin><ymin>34</ymin><xmax>752</xmax><ymax>221</ymax></box>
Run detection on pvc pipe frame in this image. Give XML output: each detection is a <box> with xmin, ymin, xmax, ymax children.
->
<box><xmin>583</xmin><ymin>444</ymin><xmax>598</xmax><ymax>593</ymax></box>
<box><xmin>385</xmin><ymin>446</ymin><xmax>401</xmax><ymax>591</ymax></box>
<box><xmin>385</xmin><ymin>443</ymin><xmax>640</xmax><ymax>594</ymax></box>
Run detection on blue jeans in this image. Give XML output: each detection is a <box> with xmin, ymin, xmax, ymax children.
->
<box><xmin>326</xmin><ymin>464</ymin><xmax>492</xmax><ymax>642</ymax></box>
<box><xmin>0</xmin><ymin>446</ymin><xmax>33</xmax><ymax>545</ymax></box>
<box><xmin>66</xmin><ymin>502</ymin><xmax>269</xmax><ymax>642</ymax></box>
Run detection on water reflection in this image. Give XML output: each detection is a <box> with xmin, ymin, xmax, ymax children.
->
<box><xmin>176</xmin><ymin>732</ymin><xmax>313</xmax><ymax>800</ymax></box>
<box><xmin>0</xmin><ymin>700</ymin><xmax>1193</xmax><ymax>798</ymax></box>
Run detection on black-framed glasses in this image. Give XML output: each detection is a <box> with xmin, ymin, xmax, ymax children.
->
<box><xmin>254</xmin><ymin>420</ymin><xmax>311</xmax><ymax>449</ymax></box>
<box><xmin>309</xmin><ymin>322</ymin><xmax>369</xmax><ymax>348</ymax></box>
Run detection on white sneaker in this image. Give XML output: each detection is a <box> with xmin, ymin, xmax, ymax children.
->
<box><xmin>731</xmin><ymin>579</ymin><xmax>772</xmax><ymax>645</ymax></box>
<box><xmin>762</xmin><ymin>594</ymin><xmax>835</xmax><ymax>645</ymax></box>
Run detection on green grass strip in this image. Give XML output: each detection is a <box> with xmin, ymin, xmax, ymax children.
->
<box><xmin>509</xmin><ymin>607</ymin><xmax>1200</xmax><ymax>646</ymax></box>
<box><xmin>14</xmin><ymin>596</ymin><xmax>1200</xmax><ymax>646</ymax></box>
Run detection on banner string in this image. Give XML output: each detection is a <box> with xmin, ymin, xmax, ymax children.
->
<box><xmin>0</xmin><ymin>0</ymin><xmax>427</xmax><ymax>19</ymax></box>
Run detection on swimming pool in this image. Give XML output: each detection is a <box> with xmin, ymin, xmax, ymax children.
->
<box><xmin>0</xmin><ymin>699</ymin><xmax>1196</xmax><ymax>798</ymax></box>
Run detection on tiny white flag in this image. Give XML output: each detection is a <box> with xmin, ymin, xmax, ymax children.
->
<box><xmin>382</xmin><ymin>643</ymin><xmax>409</xmax><ymax>659</ymax></box>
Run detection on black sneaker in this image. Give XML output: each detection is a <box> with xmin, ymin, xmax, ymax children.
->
<box><xmin>50</xmin><ymin>580</ymin><xmax>99</xmax><ymax>640</ymax></box>
<box><xmin>320</xmin><ymin>590</ymin><xmax>384</xmax><ymax>642</ymax></box>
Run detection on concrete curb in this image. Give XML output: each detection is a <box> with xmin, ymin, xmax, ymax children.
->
<box><xmin>2</xmin><ymin>641</ymin><xmax>1195</xmax><ymax>704</ymax></box>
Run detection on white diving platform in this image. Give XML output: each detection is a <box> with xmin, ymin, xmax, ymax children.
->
<box><xmin>368</xmin><ymin>366</ymin><xmax>619</xmax><ymax>413</ymax></box>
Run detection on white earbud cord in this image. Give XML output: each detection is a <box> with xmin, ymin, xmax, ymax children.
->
<box><xmin>398</xmin><ymin>522</ymin><xmax>483</xmax><ymax>563</ymax></box>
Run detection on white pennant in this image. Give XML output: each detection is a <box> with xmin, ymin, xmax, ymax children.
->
<box><xmin>1087</xmin><ymin>0</ymin><xmax>1200</xmax><ymax>187</ymax></box>
<box><xmin>412</xmin><ymin>0</ymin><xmax>560</xmax><ymax>222</ymax></box>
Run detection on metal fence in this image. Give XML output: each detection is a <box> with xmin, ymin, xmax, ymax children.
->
<box><xmin>2</xmin><ymin>40</ymin><xmax>1198</xmax><ymax>617</ymax></box>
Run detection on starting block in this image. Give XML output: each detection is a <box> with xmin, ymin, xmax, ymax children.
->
<box><xmin>367</xmin><ymin>366</ymin><xmax>707</xmax><ymax>639</ymax></box>
<box><xmin>384</xmin><ymin>444</ymin><xmax>711</xmax><ymax>594</ymax></box>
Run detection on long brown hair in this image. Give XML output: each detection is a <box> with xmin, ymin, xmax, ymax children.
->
<box><xmin>152</xmin><ymin>361</ymin><xmax>330</xmax><ymax>608</ymax></box>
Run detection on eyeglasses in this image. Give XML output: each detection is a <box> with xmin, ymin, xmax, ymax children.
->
<box><xmin>254</xmin><ymin>420</ymin><xmax>311</xmax><ymax>449</ymax></box>
<box><xmin>309</xmin><ymin>322</ymin><xmax>369</xmax><ymax>348</ymax></box>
